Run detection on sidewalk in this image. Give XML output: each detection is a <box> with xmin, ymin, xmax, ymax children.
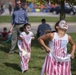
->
<box><xmin>1</xmin><ymin>9</ymin><xmax>72</xmax><ymax>17</ymax></box>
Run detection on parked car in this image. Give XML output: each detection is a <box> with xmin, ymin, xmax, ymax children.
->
<box><xmin>50</xmin><ymin>6</ymin><xmax>60</xmax><ymax>14</ymax></box>
<box><xmin>50</xmin><ymin>5</ymin><xmax>75</xmax><ymax>15</ymax></box>
<box><xmin>73</xmin><ymin>6</ymin><xmax>76</xmax><ymax>13</ymax></box>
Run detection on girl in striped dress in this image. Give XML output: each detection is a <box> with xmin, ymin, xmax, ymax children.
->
<box><xmin>38</xmin><ymin>20</ymin><xmax>75</xmax><ymax>75</ymax></box>
<box><xmin>18</xmin><ymin>23</ymin><xmax>34</xmax><ymax>73</ymax></box>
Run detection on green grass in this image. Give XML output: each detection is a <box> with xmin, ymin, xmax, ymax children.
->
<box><xmin>0</xmin><ymin>16</ymin><xmax>76</xmax><ymax>23</ymax></box>
<box><xmin>0</xmin><ymin>33</ymin><xmax>76</xmax><ymax>75</ymax></box>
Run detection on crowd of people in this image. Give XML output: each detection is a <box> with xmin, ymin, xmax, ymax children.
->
<box><xmin>0</xmin><ymin>0</ymin><xmax>76</xmax><ymax>75</ymax></box>
<box><xmin>0</xmin><ymin>1</ymin><xmax>58</xmax><ymax>15</ymax></box>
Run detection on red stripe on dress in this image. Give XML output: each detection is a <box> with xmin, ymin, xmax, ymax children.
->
<box><xmin>44</xmin><ymin>55</ymin><xmax>48</xmax><ymax>73</ymax></box>
<box><xmin>22</xmin><ymin>56</ymin><xmax>25</xmax><ymax>71</ymax></box>
<box><xmin>61</xmin><ymin>62</ymin><xmax>63</xmax><ymax>75</ymax></box>
<box><xmin>47</xmin><ymin>56</ymin><xmax>50</xmax><ymax>74</ymax></box>
<box><xmin>57</xmin><ymin>62</ymin><xmax>60</xmax><ymax>75</ymax></box>
<box><xmin>46</xmin><ymin>55</ymin><xmax>49</xmax><ymax>73</ymax></box>
<box><xmin>54</xmin><ymin>60</ymin><xmax>56</xmax><ymax>75</ymax></box>
<box><xmin>50</xmin><ymin>56</ymin><xmax>54</xmax><ymax>75</ymax></box>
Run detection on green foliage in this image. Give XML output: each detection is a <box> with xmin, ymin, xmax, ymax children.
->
<box><xmin>36</xmin><ymin>0</ymin><xmax>76</xmax><ymax>5</ymax></box>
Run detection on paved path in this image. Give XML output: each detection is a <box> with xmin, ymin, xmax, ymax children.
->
<box><xmin>0</xmin><ymin>22</ymin><xmax>76</xmax><ymax>34</ymax></box>
<box><xmin>1</xmin><ymin>9</ymin><xmax>73</xmax><ymax>17</ymax></box>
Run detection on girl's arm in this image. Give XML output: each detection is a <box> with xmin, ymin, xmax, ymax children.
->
<box><xmin>38</xmin><ymin>33</ymin><xmax>54</xmax><ymax>53</ymax></box>
<box><xmin>18</xmin><ymin>36</ymin><xmax>24</xmax><ymax>40</ymax></box>
<box><xmin>68</xmin><ymin>35</ymin><xmax>75</xmax><ymax>59</ymax></box>
<box><xmin>18</xmin><ymin>32</ymin><xmax>25</xmax><ymax>40</ymax></box>
<box><xmin>32</xmin><ymin>37</ymin><xmax>35</xmax><ymax>40</ymax></box>
<box><xmin>30</xmin><ymin>32</ymin><xmax>35</xmax><ymax>40</ymax></box>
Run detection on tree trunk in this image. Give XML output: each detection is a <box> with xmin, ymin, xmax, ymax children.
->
<box><xmin>60</xmin><ymin>0</ymin><xmax>65</xmax><ymax>20</ymax></box>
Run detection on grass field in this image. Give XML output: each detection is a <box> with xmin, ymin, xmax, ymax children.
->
<box><xmin>0</xmin><ymin>33</ymin><xmax>76</xmax><ymax>75</ymax></box>
<box><xmin>0</xmin><ymin>16</ymin><xmax>76</xmax><ymax>23</ymax></box>
<box><xmin>0</xmin><ymin>15</ymin><xmax>76</xmax><ymax>75</ymax></box>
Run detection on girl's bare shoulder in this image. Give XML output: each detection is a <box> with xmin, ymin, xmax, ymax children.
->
<box><xmin>45</xmin><ymin>32</ymin><xmax>54</xmax><ymax>40</ymax></box>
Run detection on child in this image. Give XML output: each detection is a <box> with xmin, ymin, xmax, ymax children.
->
<box><xmin>38</xmin><ymin>20</ymin><xmax>75</xmax><ymax>75</ymax></box>
<box><xmin>0</xmin><ymin>27</ymin><xmax>10</xmax><ymax>41</ymax></box>
<box><xmin>17</xmin><ymin>23</ymin><xmax>34</xmax><ymax>73</ymax></box>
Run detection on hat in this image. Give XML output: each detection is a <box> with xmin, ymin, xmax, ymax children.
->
<box><xmin>59</xmin><ymin>20</ymin><xmax>68</xmax><ymax>29</ymax></box>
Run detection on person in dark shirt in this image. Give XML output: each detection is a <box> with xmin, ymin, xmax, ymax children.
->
<box><xmin>37</xmin><ymin>19</ymin><xmax>52</xmax><ymax>38</ymax></box>
<box><xmin>8</xmin><ymin>4</ymin><xmax>12</xmax><ymax>15</ymax></box>
<box><xmin>0</xmin><ymin>27</ymin><xmax>10</xmax><ymax>41</ymax></box>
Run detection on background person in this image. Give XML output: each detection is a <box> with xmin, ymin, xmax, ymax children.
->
<box><xmin>9</xmin><ymin>0</ymin><xmax>28</xmax><ymax>53</ymax></box>
<box><xmin>37</xmin><ymin>18</ymin><xmax>52</xmax><ymax>38</ymax></box>
<box><xmin>0</xmin><ymin>27</ymin><xmax>10</xmax><ymax>41</ymax></box>
<box><xmin>8</xmin><ymin>3</ymin><xmax>12</xmax><ymax>15</ymax></box>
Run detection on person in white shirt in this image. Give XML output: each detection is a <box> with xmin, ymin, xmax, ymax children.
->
<box><xmin>38</xmin><ymin>20</ymin><xmax>75</xmax><ymax>75</ymax></box>
<box><xmin>18</xmin><ymin>23</ymin><xmax>34</xmax><ymax>73</ymax></box>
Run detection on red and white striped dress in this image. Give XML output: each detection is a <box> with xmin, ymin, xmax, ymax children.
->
<box><xmin>18</xmin><ymin>31</ymin><xmax>34</xmax><ymax>72</ymax></box>
<box><xmin>41</xmin><ymin>32</ymin><xmax>71</xmax><ymax>75</ymax></box>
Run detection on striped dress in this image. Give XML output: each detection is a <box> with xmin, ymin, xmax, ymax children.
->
<box><xmin>18</xmin><ymin>31</ymin><xmax>34</xmax><ymax>72</ymax></box>
<box><xmin>41</xmin><ymin>32</ymin><xmax>71</xmax><ymax>75</ymax></box>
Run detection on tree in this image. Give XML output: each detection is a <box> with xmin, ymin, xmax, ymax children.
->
<box><xmin>40</xmin><ymin>0</ymin><xmax>76</xmax><ymax>20</ymax></box>
<box><xmin>60</xmin><ymin>0</ymin><xmax>65</xmax><ymax>20</ymax></box>
<box><xmin>26</xmin><ymin>0</ymin><xmax>76</xmax><ymax>20</ymax></box>
<box><xmin>54</xmin><ymin>0</ymin><xmax>76</xmax><ymax>20</ymax></box>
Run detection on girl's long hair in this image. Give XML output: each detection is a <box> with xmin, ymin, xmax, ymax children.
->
<box><xmin>20</xmin><ymin>23</ymin><xmax>31</xmax><ymax>32</ymax></box>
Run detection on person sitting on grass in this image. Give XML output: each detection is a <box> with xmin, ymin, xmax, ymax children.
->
<box><xmin>0</xmin><ymin>27</ymin><xmax>12</xmax><ymax>43</ymax></box>
<box><xmin>37</xmin><ymin>18</ymin><xmax>52</xmax><ymax>38</ymax></box>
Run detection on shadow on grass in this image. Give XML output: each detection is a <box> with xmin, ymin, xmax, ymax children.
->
<box><xmin>4</xmin><ymin>63</ymin><xmax>21</xmax><ymax>72</ymax></box>
<box><xmin>32</xmin><ymin>66</ymin><xmax>41</xmax><ymax>70</ymax></box>
<box><xmin>0</xmin><ymin>41</ymin><xmax>19</xmax><ymax>54</ymax></box>
<box><xmin>0</xmin><ymin>45</ymin><xmax>9</xmax><ymax>53</ymax></box>
<box><xmin>32</xmin><ymin>36</ymin><xmax>41</xmax><ymax>48</ymax></box>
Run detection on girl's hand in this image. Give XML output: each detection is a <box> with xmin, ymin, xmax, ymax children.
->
<box><xmin>32</xmin><ymin>37</ymin><xmax>35</xmax><ymax>40</ymax></box>
<box><xmin>45</xmin><ymin>47</ymin><xmax>50</xmax><ymax>53</ymax></box>
<box><xmin>71</xmin><ymin>53</ymin><xmax>75</xmax><ymax>59</ymax></box>
<box><xmin>18</xmin><ymin>36</ymin><xmax>24</xmax><ymax>40</ymax></box>
<box><xmin>21</xmin><ymin>37</ymin><xmax>25</xmax><ymax>40</ymax></box>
